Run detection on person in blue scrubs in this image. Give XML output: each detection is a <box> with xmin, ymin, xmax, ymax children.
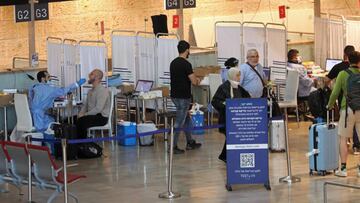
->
<box><xmin>28</xmin><ymin>71</ymin><xmax>86</xmax><ymax>131</ymax></box>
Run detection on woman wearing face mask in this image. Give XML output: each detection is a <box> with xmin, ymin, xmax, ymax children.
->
<box><xmin>211</xmin><ymin>68</ymin><xmax>250</xmax><ymax>163</ymax></box>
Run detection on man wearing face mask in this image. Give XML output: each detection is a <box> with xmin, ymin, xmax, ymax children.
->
<box><xmin>76</xmin><ymin>69</ymin><xmax>111</xmax><ymax>139</ymax></box>
<box><xmin>170</xmin><ymin>40</ymin><xmax>202</xmax><ymax>154</ymax></box>
<box><xmin>287</xmin><ymin>49</ymin><xmax>315</xmax><ymax>98</ymax></box>
<box><xmin>28</xmin><ymin>71</ymin><xmax>86</xmax><ymax>131</ymax></box>
<box><xmin>239</xmin><ymin>49</ymin><xmax>266</xmax><ymax>98</ymax></box>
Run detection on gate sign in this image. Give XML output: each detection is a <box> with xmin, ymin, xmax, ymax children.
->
<box><xmin>226</xmin><ymin>98</ymin><xmax>269</xmax><ymax>185</ymax></box>
<box><xmin>15</xmin><ymin>3</ymin><xmax>49</xmax><ymax>23</ymax></box>
<box><xmin>165</xmin><ymin>0</ymin><xmax>196</xmax><ymax>10</ymax></box>
<box><xmin>183</xmin><ymin>0</ymin><xmax>196</xmax><ymax>8</ymax></box>
<box><xmin>165</xmin><ymin>0</ymin><xmax>180</xmax><ymax>10</ymax></box>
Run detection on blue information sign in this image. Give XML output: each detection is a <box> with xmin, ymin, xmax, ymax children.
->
<box><xmin>225</xmin><ymin>98</ymin><xmax>270</xmax><ymax>190</ymax></box>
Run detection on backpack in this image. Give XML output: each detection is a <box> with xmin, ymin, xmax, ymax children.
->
<box><xmin>77</xmin><ymin>142</ymin><xmax>103</xmax><ymax>159</ymax></box>
<box><xmin>345</xmin><ymin>69</ymin><xmax>360</xmax><ymax>111</ymax></box>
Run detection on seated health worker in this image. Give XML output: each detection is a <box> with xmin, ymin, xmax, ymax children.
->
<box><xmin>28</xmin><ymin>71</ymin><xmax>86</xmax><ymax>131</ymax></box>
<box><xmin>211</xmin><ymin>68</ymin><xmax>250</xmax><ymax>163</ymax></box>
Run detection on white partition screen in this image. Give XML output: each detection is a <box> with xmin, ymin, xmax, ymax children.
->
<box><xmin>137</xmin><ymin>36</ymin><xmax>155</xmax><ymax>81</ymax></box>
<box><xmin>243</xmin><ymin>26</ymin><xmax>266</xmax><ymax>65</ymax></box>
<box><xmin>346</xmin><ymin>20</ymin><xmax>360</xmax><ymax>51</ymax></box>
<box><xmin>47</xmin><ymin>41</ymin><xmax>62</xmax><ymax>86</ymax></box>
<box><xmin>63</xmin><ymin>43</ymin><xmax>78</xmax><ymax>87</ymax></box>
<box><xmin>215</xmin><ymin>24</ymin><xmax>242</xmax><ymax>67</ymax></box>
<box><xmin>267</xmin><ymin>27</ymin><xmax>286</xmax><ymax>67</ymax></box>
<box><xmin>156</xmin><ymin>38</ymin><xmax>179</xmax><ymax>86</ymax></box>
<box><xmin>79</xmin><ymin>45</ymin><xmax>107</xmax><ymax>81</ymax></box>
<box><xmin>112</xmin><ymin>34</ymin><xmax>136</xmax><ymax>84</ymax></box>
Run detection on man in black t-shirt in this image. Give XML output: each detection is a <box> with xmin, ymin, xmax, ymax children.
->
<box><xmin>170</xmin><ymin>40</ymin><xmax>202</xmax><ymax>154</ymax></box>
<box><xmin>325</xmin><ymin>45</ymin><xmax>360</xmax><ymax>154</ymax></box>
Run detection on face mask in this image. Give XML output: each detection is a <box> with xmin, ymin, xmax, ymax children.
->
<box><xmin>229</xmin><ymin>80</ymin><xmax>240</xmax><ymax>88</ymax></box>
<box><xmin>296</xmin><ymin>56</ymin><xmax>302</xmax><ymax>64</ymax></box>
<box><xmin>88</xmin><ymin>78</ymin><xmax>95</xmax><ymax>84</ymax></box>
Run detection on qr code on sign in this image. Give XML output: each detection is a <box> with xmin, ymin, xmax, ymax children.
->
<box><xmin>240</xmin><ymin>153</ymin><xmax>255</xmax><ymax>168</ymax></box>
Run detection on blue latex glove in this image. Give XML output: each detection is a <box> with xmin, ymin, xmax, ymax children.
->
<box><xmin>77</xmin><ymin>78</ymin><xmax>86</xmax><ymax>86</ymax></box>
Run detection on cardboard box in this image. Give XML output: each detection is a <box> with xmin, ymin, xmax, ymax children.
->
<box><xmin>152</xmin><ymin>86</ymin><xmax>170</xmax><ymax>97</ymax></box>
<box><xmin>193</xmin><ymin>66</ymin><xmax>221</xmax><ymax>77</ymax></box>
<box><xmin>120</xmin><ymin>84</ymin><xmax>134</xmax><ymax>94</ymax></box>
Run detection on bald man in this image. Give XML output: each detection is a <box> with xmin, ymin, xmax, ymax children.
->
<box><xmin>77</xmin><ymin>69</ymin><xmax>111</xmax><ymax>139</ymax></box>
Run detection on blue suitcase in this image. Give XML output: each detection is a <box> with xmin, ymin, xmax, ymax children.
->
<box><xmin>308</xmin><ymin>119</ymin><xmax>339</xmax><ymax>176</ymax></box>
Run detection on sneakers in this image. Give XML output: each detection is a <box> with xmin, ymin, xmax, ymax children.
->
<box><xmin>173</xmin><ymin>146</ymin><xmax>185</xmax><ymax>154</ymax></box>
<box><xmin>335</xmin><ymin>169</ymin><xmax>347</xmax><ymax>177</ymax></box>
<box><xmin>358</xmin><ymin>168</ymin><xmax>360</xmax><ymax>178</ymax></box>
<box><xmin>353</xmin><ymin>147</ymin><xmax>360</xmax><ymax>155</ymax></box>
<box><xmin>186</xmin><ymin>140</ymin><xmax>202</xmax><ymax>150</ymax></box>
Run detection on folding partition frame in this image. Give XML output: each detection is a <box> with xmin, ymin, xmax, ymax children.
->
<box><xmin>46</xmin><ymin>37</ymin><xmax>63</xmax><ymax>87</ymax></box>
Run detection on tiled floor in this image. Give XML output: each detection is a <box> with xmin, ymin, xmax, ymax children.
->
<box><xmin>1</xmin><ymin>121</ymin><xmax>360</xmax><ymax>203</ymax></box>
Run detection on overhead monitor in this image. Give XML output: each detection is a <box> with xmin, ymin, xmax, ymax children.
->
<box><xmin>325</xmin><ymin>59</ymin><xmax>342</xmax><ymax>72</ymax></box>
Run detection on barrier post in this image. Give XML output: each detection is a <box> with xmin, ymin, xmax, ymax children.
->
<box><xmin>159</xmin><ymin>118</ymin><xmax>181</xmax><ymax>199</ymax></box>
<box><xmin>62</xmin><ymin>139</ymin><xmax>69</xmax><ymax>203</ymax></box>
<box><xmin>279</xmin><ymin>108</ymin><xmax>301</xmax><ymax>184</ymax></box>
<box><xmin>26</xmin><ymin>135</ymin><xmax>34</xmax><ymax>203</ymax></box>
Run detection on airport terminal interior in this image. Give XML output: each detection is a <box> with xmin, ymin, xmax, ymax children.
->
<box><xmin>1</xmin><ymin>0</ymin><xmax>360</xmax><ymax>203</ymax></box>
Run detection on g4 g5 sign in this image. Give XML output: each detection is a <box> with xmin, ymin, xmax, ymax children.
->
<box><xmin>165</xmin><ymin>0</ymin><xmax>196</xmax><ymax>10</ymax></box>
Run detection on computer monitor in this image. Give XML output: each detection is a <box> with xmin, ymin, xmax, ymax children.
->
<box><xmin>135</xmin><ymin>80</ymin><xmax>153</xmax><ymax>92</ymax></box>
<box><xmin>325</xmin><ymin>59</ymin><xmax>342</xmax><ymax>72</ymax></box>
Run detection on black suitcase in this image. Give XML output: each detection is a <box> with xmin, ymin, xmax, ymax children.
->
<box><xmin>53</xmin><ymin>124</ymin><xmax>79</xmax><ymax>160</ymax></box>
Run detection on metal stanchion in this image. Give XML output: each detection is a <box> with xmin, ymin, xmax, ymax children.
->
<box><xmin>26</xmin><ymin>135</ymin><xmax>35</xmax><ymax>202</ymax></box>
<box><xmin>4</xmin><ymin>106</ymin><xmax>7</xmax><ymax>141</ymax></box>
<box><xmin>62</xmin><ymin>139</ymin><xmax>69</xmax><ymax>203</ymax></box>
<box><xmin>279</xmin><ymin>108</ymin><xmax>301</xmax><ymax>184</ymax></box>
<box><xmin>159</xmin><ymin>118</ymin><xmax>181</xmax><ymax>199</ymax></box>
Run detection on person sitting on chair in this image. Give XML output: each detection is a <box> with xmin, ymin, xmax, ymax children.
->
<box><xmin>77</xmin><ymin>69</ymin><xmax>111</xmax><ymax>139</ymax></box>
<box><xmin>28</xmin><ymin>71</ymin><xmax>85</xmax><ymax>132</ymax></box>
<box><xmin>211</xmin><ymin>68</ymin><xmax>250</xmax><ymax>163</ymax></box>
<box><xmin>221</xmin><ymin>57</ymin><xmax>239</xmax><ymax>82</ymax></box>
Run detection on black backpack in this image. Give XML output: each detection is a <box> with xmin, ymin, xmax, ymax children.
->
<box><xmin>308</xmin><ymin>87</ymin><xmax>331</xmax><ymax>119</ymax></box>
<box><xmin>345</xmin><ymin>69</ymin><xmax>360</xmax><ymax>111</ymax></box>
<box><xmin>77</xmin><ymin>142</ymin><xmax>103</xmax><ymax>159</ymax></box>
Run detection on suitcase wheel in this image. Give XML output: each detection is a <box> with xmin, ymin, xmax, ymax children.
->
<box><xmin>225</xmin><ymin>184</ymin><xmax>232</xmax><ymax>191</ymax></box>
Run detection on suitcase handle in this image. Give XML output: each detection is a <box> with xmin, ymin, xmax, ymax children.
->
<box><xmin>327</xmin><ymin>110</ymin><xmax>335</xmax><ymax>129</ymax></box>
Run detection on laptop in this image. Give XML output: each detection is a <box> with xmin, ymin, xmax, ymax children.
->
<box><xmin>325</xmin><ymin>59</ymin><xmax>342</xmax><ymax>72</ymax></box>
<box><xmin>133</xmin><ymin>80</ymin><xmax>154</xmax><ymax>95</ymax></box>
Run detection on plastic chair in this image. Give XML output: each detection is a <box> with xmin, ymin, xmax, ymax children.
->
<box><xmin>13</xmin><ymin>94</ymin><xmax>43</xmax><ymax>142</ymax></box>
<box><xmin>278</xmin><ymin>69</ymin><xmax>300</xmax><ymax>127</ymax></box>
<box><xmin>0</xmin><ymin>141</ymin><xmax>25</xmax><ymax>194</ymax></box>
<box><xmin>27</xmin><ymin>144</ymin><xmax>85</xmax><ymax>203</ymax></box>
<box><xmin>4</xmin><ymin>142</ymin><xmax>31</xmax><ymax>190</ymax></box>
<box><xmin>87</xmin><ymin>88</ymin><xmax>116</xmax><ymax>147</ymax></box>
<box><xmin>208</xmin><ymin>74</ymin><xmax>223</xmax><ymax>124</ymax></box>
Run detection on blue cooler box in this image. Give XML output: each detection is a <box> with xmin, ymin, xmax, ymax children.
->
<box><xmin>117</xmin><ymin>122</ymin><xmax>137</xmax><ymax>146</ymax></box>
<box><xmin>191</xmin><ymin>111</ymin><xmax>205</xmax><ymax>135</ymax></box>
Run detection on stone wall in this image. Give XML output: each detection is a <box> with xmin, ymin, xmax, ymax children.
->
<box><xmin>0</xmin><ymin>0</ymin><xmax>357</xmax><ymax>69</ymax></box>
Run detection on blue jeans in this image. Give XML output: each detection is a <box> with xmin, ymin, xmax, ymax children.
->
<box><xmin>171</xmin><ymin>98</ymin><xmax>193</xmax><ymax>147</ymax></box>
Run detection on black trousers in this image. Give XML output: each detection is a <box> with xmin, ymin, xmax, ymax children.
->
<box><xmin>76</xmin><ymin>114</ymin><xmax>108</xmax><ymax>139</ymax></box>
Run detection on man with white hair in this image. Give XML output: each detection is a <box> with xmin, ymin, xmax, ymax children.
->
<box><xmin>239</xmin><ymin>49</ymin><xmax>266</xmax><ymax>98</ymax></box>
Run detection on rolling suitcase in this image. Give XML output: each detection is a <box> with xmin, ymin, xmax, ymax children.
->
<box><xmin>308</xmin><ymin>111</ymin><xmax>339</xmax><ymax>176</ymax></box>
<box><xmin>54</xmin><ymin>123</ymin><xmax>79</xmax><ymax>160</ymax></box>
<box><xmin>137</xmin><ymin>122</ymin><xmax>156</xmax><ymax>146</ymax></box>
<box><xmin>269</xmin><ymin>118</ymin><xmax>286</xmax><ymax>152</ymax></box>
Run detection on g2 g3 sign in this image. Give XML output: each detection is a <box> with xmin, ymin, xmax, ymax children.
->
<box><xmin>15</xmin><ymin>3</ymin><xmax>49</xmax><ymax>23</ymax></box>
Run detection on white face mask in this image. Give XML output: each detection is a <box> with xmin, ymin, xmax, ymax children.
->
<box><xmin>296</xmin><ymin>56</ymin><xmax>302</xmax><ymax>64</ymax></box>
<box><xmin>229</xmin><ymin>80</ymin><xmax>239</xmax><ymax>88</ymax></box>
